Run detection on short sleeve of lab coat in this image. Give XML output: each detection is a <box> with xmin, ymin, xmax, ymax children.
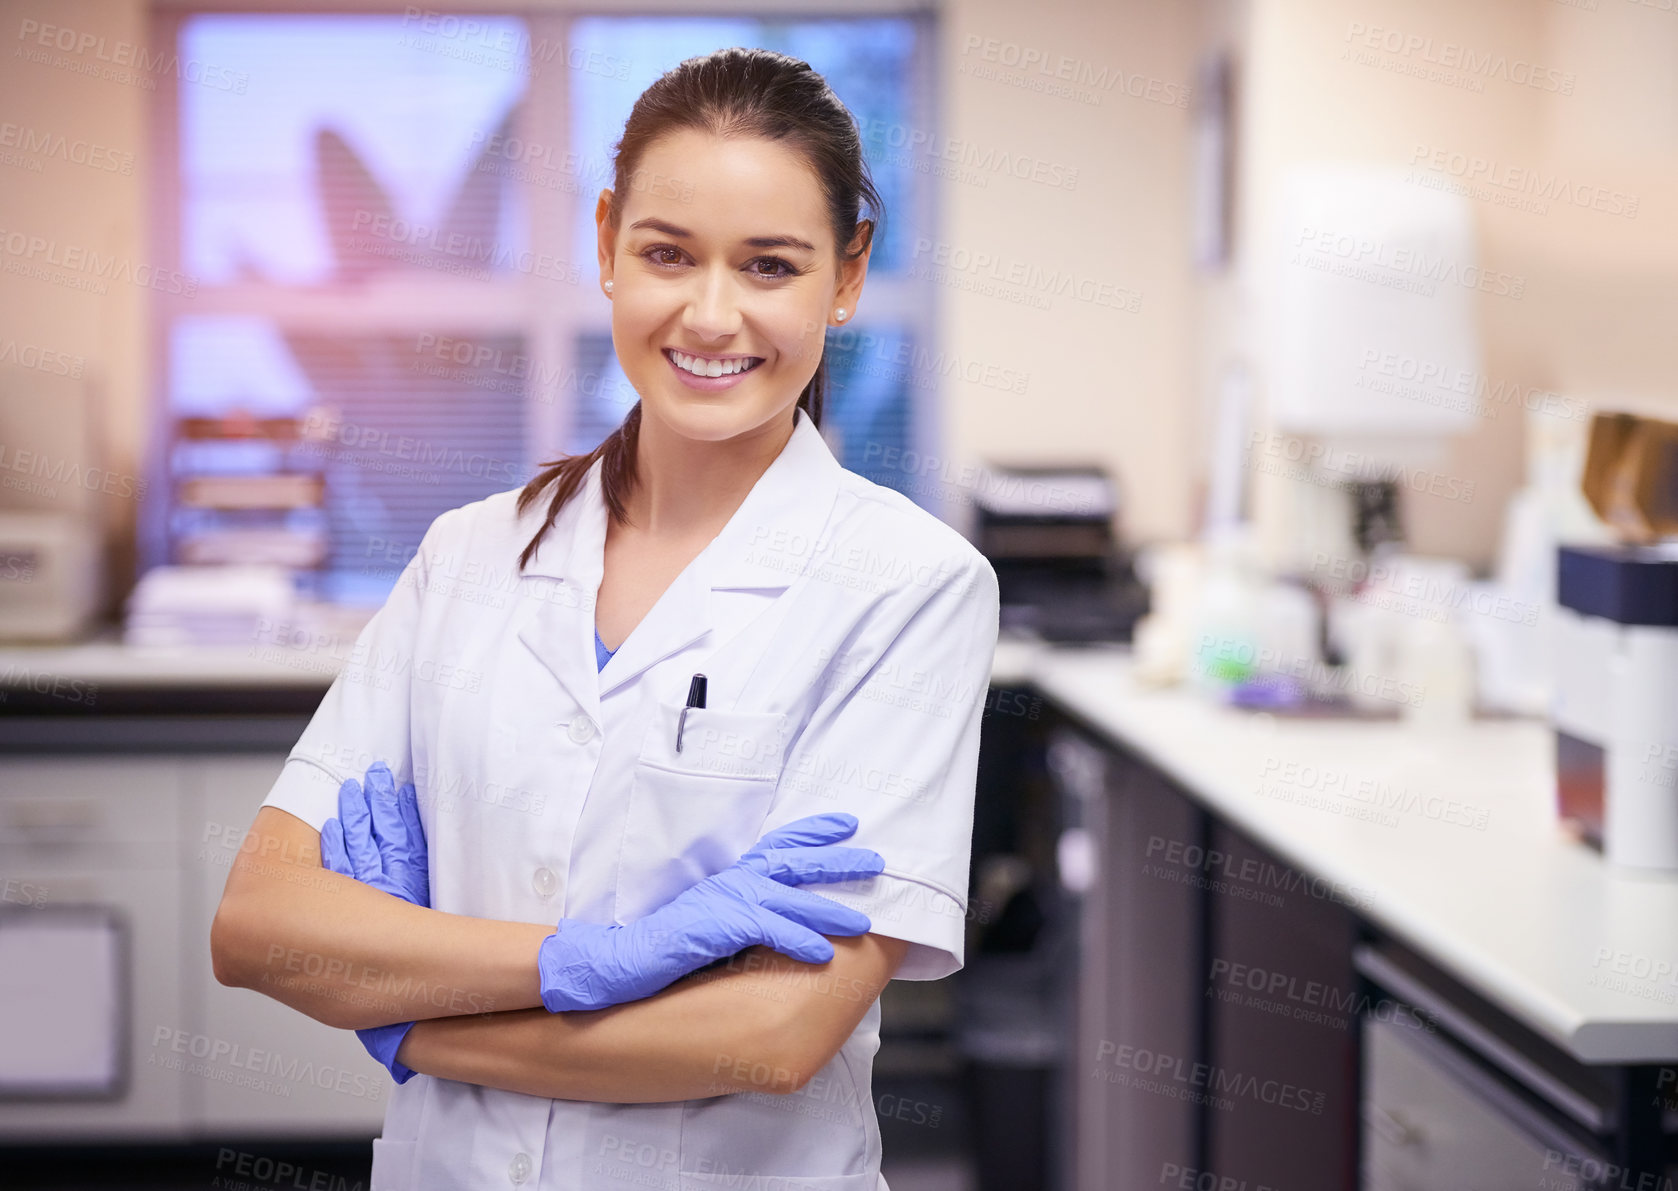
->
<box><xmin>767</xmin><ymin>552</ymin><xmax>1000</xmax><ymax>982</ymax></box>
<box><xmin>259</xmin><ymin>510</ymin><xmax>455</xmax><ymax>833</ymax></box>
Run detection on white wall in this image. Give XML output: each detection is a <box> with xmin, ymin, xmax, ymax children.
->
<box><xmin>0</xmin><ymin>0</ymin><xmax>151</xmax><ymax>605</ymax></box>
<box><xmin>935</xmin><ymin>0</ymin><xmax>1202</xmax><ymax>544</ymax></box>
<box><xmin>1193</xmin><ymin>0</ymin><xmax>1678</xmax><ymax>567</ymax></box>
<box><xmin>4</xmin><ymin>0</ymin><xmax>1674</xmax><ymax>595</ymax></box>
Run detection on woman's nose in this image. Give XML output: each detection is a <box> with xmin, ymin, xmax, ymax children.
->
<box><xmin>681</xmin><ymin>268</ymin><xmax>744</xmax><ymax>341</ymax></box>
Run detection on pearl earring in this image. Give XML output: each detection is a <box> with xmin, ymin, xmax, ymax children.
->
<box><xmin>835</xmin><ymin>308</ymin><xmax>847</xmax><ymax>322</ymax></box>
<box><xmin>603</xmin><ymin>280</ymin><xmax>613</xmax><ymax>293</ymax></box>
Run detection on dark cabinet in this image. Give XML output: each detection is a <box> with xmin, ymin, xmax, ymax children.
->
<box><xmin>1061</xmin><ymin>732</ymin><xmax>1359</xmax><ymax>1191</ymax></box>
<box><xmin>1057</xmin><ymin>727</ymin><xmax>1205</xmax><ymax>1190</ymax></box>
<box><xmin>1201</xmin><ymin>822</ymin><xmax>1359</xmax><ymax>1190</ymax></box>
<box><xmin>1051</xmin><ymin>701</ymin><xmax>1673</xmax><ymax>1191</ymax></box>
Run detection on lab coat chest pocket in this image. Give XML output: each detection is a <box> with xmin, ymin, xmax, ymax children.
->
<box><xmin>613</xmin><ymin>700</ymin><xmax>788</xmax><ymax>925</ymax></box>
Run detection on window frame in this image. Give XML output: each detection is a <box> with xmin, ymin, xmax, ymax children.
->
<box><xmin>145</xmin><ymin>5</ymin><xmax>942</xmax><ymax>580</ymax></box>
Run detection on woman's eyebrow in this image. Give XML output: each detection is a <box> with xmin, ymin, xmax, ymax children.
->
<box><xmin>628</xmin><ymin>217</ymin><xmax>816</xmax><ymax>253</ymax></box>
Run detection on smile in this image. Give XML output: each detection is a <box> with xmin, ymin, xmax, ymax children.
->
<box><xmin>664</xmin><ymin>349</ymin><xmax>764</xmax><ymax>378</ymax></box>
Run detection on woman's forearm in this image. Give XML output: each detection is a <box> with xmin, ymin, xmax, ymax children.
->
<box><xmin>397</xmin><ymin>936</ymin><xmax>906</xmax><ymax>1103</ymax></box>
<box><xmin>210</xmin><ymin>806</ymin><xmax>551</xmax><ymax>1029</ymax></box>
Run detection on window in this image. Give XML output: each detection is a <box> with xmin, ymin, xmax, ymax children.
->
<box><xmin>150</xmin><ymin>10</ymin><xmax>936</xmax><ymax>604</ymax></box>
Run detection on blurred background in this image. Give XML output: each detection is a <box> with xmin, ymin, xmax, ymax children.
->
<box><xmin>3</xmin><ymin>0</ymin><xmax>1678</xmax><ymax>1188</ymax></box>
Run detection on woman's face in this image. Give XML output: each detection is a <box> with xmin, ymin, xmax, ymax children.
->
<box><xmin>597</xmin><ymin>129</ymin><xmax>868</xmax><ymax>446</ymax></box>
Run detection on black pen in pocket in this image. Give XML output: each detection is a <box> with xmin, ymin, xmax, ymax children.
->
<box><xmin>675</xmin><ymin>673</ymin><xmax>707</xmax><ymax>752</ymax></box>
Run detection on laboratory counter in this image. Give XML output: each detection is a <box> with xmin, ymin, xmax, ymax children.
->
<box><xmin>1015</xmin><ymin>643</ymin><xmax>1677</xmax><ymax>1067</ymax></box>
<box><xmin>2</xmin><ymin>633</ymin><xmax>1673</xmax><ymax>1061</ymax></box>
<box><xmin>1</xmin><ymin>634</ymin><xmax>1674</xmax><ymax>1182</ymax></box>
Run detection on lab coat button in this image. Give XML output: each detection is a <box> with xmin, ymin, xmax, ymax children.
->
<box><xmin>532</xmin><ymin>866</ymin><xmax>558</xmax><ymax>898</ymax></box>
<box><xmin>508</xmin><ymin>1152</ymin><xmax>533</xmax><ymax>1184</ymax></box>
<box><xmin>567</xmin><ymin>716</ymin><xmax>596</xmax><ymax>744</ymax></box>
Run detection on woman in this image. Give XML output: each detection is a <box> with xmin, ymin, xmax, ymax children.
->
<box><xmin>211</xmin><ymin>46</ymin><xmax>1000</xmax><ymax>1190</ymax></box>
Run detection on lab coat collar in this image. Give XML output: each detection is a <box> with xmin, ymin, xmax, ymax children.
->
<box><xmin>515</xmin><ymin>407</ymin><xmax>844</xmax><ymax>705</ymax></box>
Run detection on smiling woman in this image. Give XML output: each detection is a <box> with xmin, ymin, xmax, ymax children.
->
<box><xmin>587</xmin><ymin>122</ymin><xmax>875</xmax><ymax>644</ymax></box>
<box><xmin>211</xmin><ymin>45</ymin><xmax>999</xmax><ymax>1191</ymax></box>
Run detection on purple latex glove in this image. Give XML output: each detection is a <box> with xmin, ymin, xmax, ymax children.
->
<box><xmin>537</xmin><ymin>812</ymin><xmax>883</xmax><ymax>1013</ymax></box>
<box><xmin>320</xmin><ymin>762</ymin><xmax>426</xmax><ymax>1083</ymax></box>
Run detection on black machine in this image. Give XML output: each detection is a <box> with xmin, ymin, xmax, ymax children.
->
<box><xmin>971</xmin><ymin>463</ymin><xmax>1148</xmax><ymax>643</ymax></box>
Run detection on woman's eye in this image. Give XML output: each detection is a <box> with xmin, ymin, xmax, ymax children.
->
<box><xmin>639</xmin><ymin>247</ymin><xmax>796</xmax><ymax>277</ymax></box>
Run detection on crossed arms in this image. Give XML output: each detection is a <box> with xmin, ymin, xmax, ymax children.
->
<box><xmin>210</xmin><ymin>804</ymin><xmax>906</xmax><ymax>1102</ymax></box>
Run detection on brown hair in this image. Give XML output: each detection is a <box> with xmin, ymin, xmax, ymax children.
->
<box><xmin>514</xmin><ymin>46</ymin><xmax>884</xmax><ymax>571</ymax></box>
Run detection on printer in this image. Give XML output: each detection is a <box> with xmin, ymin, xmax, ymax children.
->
<box><xmin>970</xmin><ymin>463</ymin><xmax>1147</xmax><ymax>643</ymax></box>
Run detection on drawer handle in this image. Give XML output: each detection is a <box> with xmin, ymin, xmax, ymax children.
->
<box><xmin>2</xmin><ymin>798</ymin><xmax>102</xmax><ymax>838</ymax></box>
<box><xmin>1363</xmin><ymin>1102</ymin><xmax>1421</xmax><ymax>1148</ymax></box>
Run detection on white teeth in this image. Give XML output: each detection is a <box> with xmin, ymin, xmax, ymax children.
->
<box><xmin>670</xmin><ymin>350</ymin><xmax>758</xmax><ymax>378</ymax></box>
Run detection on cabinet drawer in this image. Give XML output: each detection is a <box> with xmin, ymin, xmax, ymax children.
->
<box><xmin>1361</xmin><ymin>1013</ymin><xmax>1607</xmax><ymax>1190</ymax></box>
<box><xmin>0</xmin><ymin>861</ymin><xmax>185</xmax><ymax>1139</ymax></box>
<box><xmin>0</xmin><ymin>759</ymin><xmax>182</xmax><ymax>851</ymax></box>
<box><xmin>187</xmin><ymin>756</ymin><xmax>389</xmax><ymax>1136</ymax></box>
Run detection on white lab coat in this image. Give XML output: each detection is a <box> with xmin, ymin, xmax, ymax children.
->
<box><xmin>261</xmin><ymin>407</ymin><xmax>1000</xmax><ymax>1190</ymax></box>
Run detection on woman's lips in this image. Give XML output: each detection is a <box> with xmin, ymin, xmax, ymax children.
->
<box><xmin>662</xmin><ymin>348</ymin><xmax>764</xmax><ymax>392</ymax></box>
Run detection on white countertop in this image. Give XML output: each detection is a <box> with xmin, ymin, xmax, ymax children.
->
<box><xmin>0</xmin><ymin>638</ymin><xmax>344</xmax><ymax>687</ymax></box>
<box><xmin>5</xmin><ymin>632</ymin><xmax>1673</xmax><ymax>1063</ymax></box>
<box><xmin>1015</xmin><ymin>643</ymin><xmax>1678</xmax><ymax>1066</ymax></box>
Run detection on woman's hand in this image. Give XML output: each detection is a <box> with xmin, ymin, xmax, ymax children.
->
<box><xmin>320</xmin><ymin>761</ymin><xmax>429</xmax><ymax>906</ymax></box>
<box><xmin>537</xmin><ymin>813</ymin><xmax>883</xmax><ymax>1012</ymax></box>
<box><xmin>319</xmin><ymin>762</ymin><xmax>427</xmax><ymax>1083</ymax></box>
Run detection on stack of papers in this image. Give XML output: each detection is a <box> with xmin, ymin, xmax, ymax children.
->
<box><xmin>123</xmin><ymin>565</ymin><xmax>296</xmax><ymax>648</ymax></box>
